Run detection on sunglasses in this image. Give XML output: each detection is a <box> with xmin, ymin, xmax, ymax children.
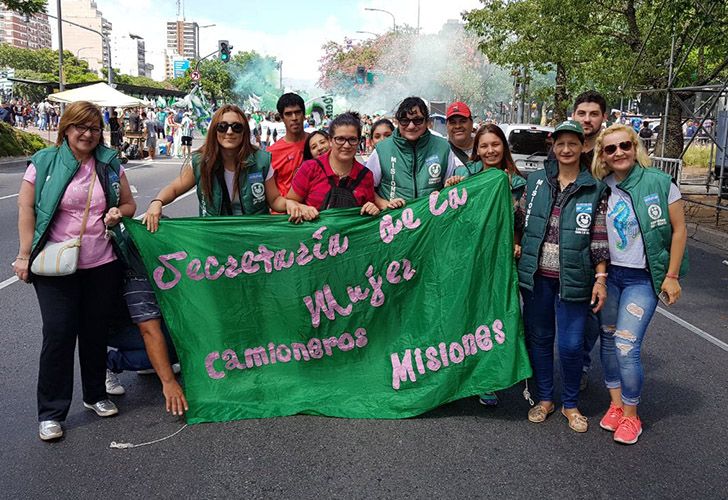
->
<box><xmin>399</xmin><ymin>117</ymin><xmax>425</xmax><ymax>127</ymax></box>
<box><xmin>603</xmin><ymin>141</ymin><xmax>633</xmax><ymax>155</ymax></box>
<box><xmin>216</xmin><ymin>121</ymin><xmax>245</xmax><ymax>134</ymax></box>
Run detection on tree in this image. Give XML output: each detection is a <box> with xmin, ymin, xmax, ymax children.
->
<box><xmin>1</xmin><ymin>0</ymin><xmax>46</xmax><ymax>15</ymax></box>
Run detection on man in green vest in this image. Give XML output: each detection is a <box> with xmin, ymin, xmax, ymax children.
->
<box><xmin>366</xmin><ymin>96</ymin><xmax>463</xmax><ymax>208</ymax></box>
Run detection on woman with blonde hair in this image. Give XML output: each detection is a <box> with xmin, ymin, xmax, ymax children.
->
<box><xmin>14</xmin><ymin>101</ymin><xmax>136</xmax><ymax>441</ymax></box>
<box><xmin>592</xmin><ymin>123</ymin><xmax>688</xmax><ymax>444</ymax></box>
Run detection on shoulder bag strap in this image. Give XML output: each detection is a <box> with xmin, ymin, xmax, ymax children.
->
<box><xmin>78</xmin><ymin>168</ymin><xmax>97</xmax><ymax>241</ymax></box>
<box><xmin>346</xmin><ymin>166</ymin><xmax>370</xmax><ymax>191</ymax></box>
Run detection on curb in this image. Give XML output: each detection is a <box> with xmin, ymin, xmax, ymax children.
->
<box><xmin>686</xmin><ymin>222</ymin><xmax>728</xmax><ymax>253</ymax></box>
<box><xmin>0</xmin><ymin>157</ymin><xmax>30</xmax><ymax>169</ymax></box>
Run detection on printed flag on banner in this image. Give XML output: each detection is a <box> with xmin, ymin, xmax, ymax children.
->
<box><xmin>125</xmin><ymin>169</ymin><xmax>532</xmax><ymax>424</ymax></box>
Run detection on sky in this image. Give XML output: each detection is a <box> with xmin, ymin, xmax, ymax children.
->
<box><xmin>48</xmin><ymin>0</ymin><xmax>483</xmax><ymax>84</ymax></box>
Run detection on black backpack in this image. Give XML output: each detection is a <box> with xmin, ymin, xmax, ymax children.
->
<box><xmin>316</xmin><ymin>159</ymin><xmax>369</xmax><ymax>210</ymax></box>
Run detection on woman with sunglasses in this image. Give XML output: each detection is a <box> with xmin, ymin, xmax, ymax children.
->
<box><xmin>592</xmin><ymin>124</ymin><xmax>687</xmax><ymax>445</ymax></box>
<box><xmin>143</xmin><ymin>104</ymin><xmax>313</xmax><ymax>229</ymax></box>
<box><xmin>14</xmin><ymin>101</ymin><xmax>136</xmax><ymax>441</ymax></box>
<box><xmin>302</xmin><ymin>130</ymin><xmax>331</xmax><ymax>161</ymax></box>
<box><xmin>518</xmin><ymin>121</ymin><xmax>610</xmax><ymax>433</ymax></box>
<box><xmin>288</xmin><ymin>111</ymin><xmax>379</xmax><ymax>216</ymax></box>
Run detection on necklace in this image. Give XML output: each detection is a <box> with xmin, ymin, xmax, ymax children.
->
<box><xmin>558</xmin><ymin>176</ymin><xmax>575</xmax><ymax>191</ymax></box>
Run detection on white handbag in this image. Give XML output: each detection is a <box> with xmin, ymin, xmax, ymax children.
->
<box><xmin>31</xmin><ymin>169</ymin><xmax>97</xmax><ymax>277</ymax></box>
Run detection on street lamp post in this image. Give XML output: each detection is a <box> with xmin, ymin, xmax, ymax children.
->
<box><xmin>75</xmin><ymin>47</ymin><xmax>94</xmax><ymax>58</ymax></box>
<box><xmin>356</xmin><ymin>30</ymin><xmax>379</xmax><ymax>37</ymax></box>
<box><xmin>364</xmin><ymin>8</ymin><xmax>396</xmax><ymax>33</ymax></box>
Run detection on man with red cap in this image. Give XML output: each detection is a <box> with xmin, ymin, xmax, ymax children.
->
<box><xmin>447</xmin><ymin>101</ymin><xmax>475</xmax><ymax>165</ymax></box>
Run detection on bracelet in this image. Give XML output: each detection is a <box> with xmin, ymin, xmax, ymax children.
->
<box><xmin>595</xmin><ymin>281</ymin><xmax>607</xmax><ymax>288</ymax></box>
<box><xmin>666</xmin><ymin>273</ymin><xmax>679</xmax><ymax>279</ymax></box>
<box><xmin>15</xmin><ymin>256</ymin><xmax>29</xmax><ymax>261</ymax></box>
<box><xmin>595</xmin><ymin>273</ymin><xmax>608</xmax><ymax>278</ymax></box>
<box><xmin>149</xmin><ymin>198</ymin><xmax>164</xmax><ymax>206</ymax></box>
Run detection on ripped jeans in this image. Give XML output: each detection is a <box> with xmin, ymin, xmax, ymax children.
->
<box><xmin>600</xmin><ymin>265</ymin><xmax>658</xmax><ymax>406</ymax></box>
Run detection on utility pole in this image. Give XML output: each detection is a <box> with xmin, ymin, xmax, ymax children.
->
<box><xmin>56</xmin><ymin>0</ymin><xmax>64</xmax><ymax>91</ymax></box>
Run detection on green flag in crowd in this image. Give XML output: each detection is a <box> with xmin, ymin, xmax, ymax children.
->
<box><xmin>125</xmin><ymin>168</ymin><xmax>532</xmax><ymax>424</ymax></box>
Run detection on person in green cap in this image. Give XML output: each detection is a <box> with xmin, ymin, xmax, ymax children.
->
<box><xmin>517</xmin><ymin>120</ymin><xmax>610</xmax><ymax>433</ymax></box>
<box><xmin>444</xmin><ymin>122</ymin><xmax>527</xmax><ymax>408</ymax></box>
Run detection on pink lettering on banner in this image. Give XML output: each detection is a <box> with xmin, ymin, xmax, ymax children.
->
<box><xmin>152</xmin><ymin>251</ymin><xmax>187</xmax><ymax>290</ymax></box>
<box><xmin>402</xmin><ymin>259</ymin><xmax>416</xmax><ymax>281</ymax></box>
<box><xmin>365</xmin><ymin>266</ymin><xmax>385</xmax><ymax>307</ymax></box>
<box><xmin>346</xmin><ymin>286</ymin><xmax>371</xmax><ymax>303</ymax></box>
<box><xmin>449</xmin><ymin>342</ymin><xmax>465</xmax><ymax>364</ymax></box>
<box><xmin>186</xmin><ymin>258</ymin><xmax>204</xmax><ymax>281</ymax></box>
<box><xmin>493</xmin><ymin>319</ymin><xmax>506</xmax><ymax>344</ymax></box>
<box><xmin>276</xmin><ymin>344</ymin><xmax>292</xmax><ymax>362</ymax></box>
<box><xmin>204</xmin><ymin>256</ymin><xmax>225</xmax><ymax>280</ymax></box>
<box><xmin>241</xmin><ymin>251</ymin><xmax>260</xmax><ymax>274</ymax></box>
<box><xmin>462</xmin><ymin>334</ymin><xmax>477</xmax><ymax>355</ymax></box>
<box><xmin>204</xmin><ymin>351</ymin><xmax>225</xmax><ymax>379</ymax></box>
<box><xmin>312</xmin><ymin>226</ymin><xmax>329</xmax><ymax>260</ymax></box>
<box><xmin>274</xmin><ymin>250</ymin><xmax>295</xmax><ymax>271</ymax></box>
<box><xmin>303</xmin><ymin>285</ymin><xmax>353</xmax><ymax>328</ymax></box>
<box><xmin>391</xmin><ymin>350</ymin><xmax>416</xmax><ymax>389</ymax></box>
<box><xmin>267</xmin><ymin>343</ymin><xmax>278</xmax><ymax>364</ymax></box>
<box><xmin>224</xmin><ymin>256</ymin><xmax>243</xmax><ymax>278</ymax></box>
<box><xmin>296</xmin><ymin>242</ymin><xmax>313</xmax><ymax>266</ymax></box>
<box><xmin>386</xmin><ymin>261</ymin><xmax>402</xmax><ymax>284</ymax></box>
<box><xmin>291</xmin><ymin>343</ymin><xmax>310</xmax><ymax>361</ymax></box>
<box><xmin>354</xmin><ymin>328</ymin><xmax>368</xmax><ymax>347</ymax></box>
<box><xmin>328</xmin><ymin>233</ymin><xmax>349</xmax><ymax>256</ymax></box>
<box><xmin>414</xmin><ymin>348</ymin><xmax>426</xmax><ymax>375</ymax></box>
<box><xmin>222</xmin><ymin>349</ymin><xmax>245</xmax><ymax>370</ymax></box>
<box><xmin>338</xmin><ymin>332</ymin><xmax>355</xmax><ymax>351</ymax></box>
<box><xmin>308</xmin><ymin>338</ymin><xmax>324</xmax><ymax>359</ymax></box>
<box><xmin>438</xmin><ymin>342</ymin><xmax>449</xmax><ymax>367</ymax></box>
<box><xmin>429</xmin><ymin>187</ymin><xmax>468</xmax><ymax>216</ymax></box>
<box><xmin>254</xmin><ymin>245</ymin><xmax>275</xmax><ymax>273</ymax></box>
<box><xmin>425</xmin><ymin>346</ymin><xmax>441</xmax><ymax>371</ymax></box>
<box><xmin>475</xmin><ymin>325</ymin><xmax>493</xmax><ymax>352</ymax></box>
<box><xmin>379</xmin><ymin>208</ymin><xmax>420</xmax><ymax>244</ymax></box>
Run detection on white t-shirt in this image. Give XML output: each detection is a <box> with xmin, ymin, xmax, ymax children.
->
<box><xmin>223</xmin><ymin>168</ymin><xmax>274</xmax><ymax>215</ymax></box>
<box><xmin>259</xmin><ymin>120</ymin><xmax>273</xmax><ymax>142</ymax></box>
<box><xmin>273</xmin><ymin>122</ymin><xmax>286</xmax><ymax>143</ymax></box>
<box><xmin>604</xmin><ymin>173</ymin><xmax>681</xmax><ymax>268</ymax></box>
<box><xmin>365</xmin><ymin>149</ymin><xmax>463</xmax><ymax>189</ymax></box>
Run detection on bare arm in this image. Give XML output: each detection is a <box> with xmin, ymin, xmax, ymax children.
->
<box><xmin>662</xmin><ymin>200</ymin><xmax>687</xmax><ymax>304</ymax></box>
<box><xmin>138</xmin><ymin>319</ymin><xmax>188</xmax><ymax>416</ymax></box>
<box><xmin>142</xmin><ymin>163</ymin><xmax>196</xmax><ymax>232</ymax></box>
<box><xmin>14</xmin><ymin>180</ymin><xmax>36</xmax><ymax>282</ymax></box>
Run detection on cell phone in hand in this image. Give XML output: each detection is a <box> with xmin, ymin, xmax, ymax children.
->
<box><xmin>658</xmin><ymin>290</ymin><xmax>671</xmax><ymax>306</ymax></box>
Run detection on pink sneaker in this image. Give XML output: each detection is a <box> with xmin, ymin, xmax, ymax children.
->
<box><xmin>614</xmin><ymin>416</ymin><xmax>642</xmax><ymax>444</ymax></box>
<box><xmin>599</xmin><ymin>403</ymin><xmax>624</xmax><ymax>431</ymax></box>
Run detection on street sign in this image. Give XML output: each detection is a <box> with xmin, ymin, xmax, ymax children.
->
<box><xmin>0</xmin><ymin>68</ymin><xmax>15</xmax><ymax>99</ymax></box>
<box><xmin>173</xmin><ymin>59</ymin><xmax>191</xmax><ymax>78</ymax></box>
<box><xmin>191</xmin><ymin>70</ymin><xmax>201</xmax><ymax>81</ymax></box>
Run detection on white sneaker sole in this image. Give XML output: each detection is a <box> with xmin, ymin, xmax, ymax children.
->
<box><xmin>106</xmin><ymin>386</ymin><xmax>125</xmax><ymax>396</ymax></box>
<box><xmin>39</xmin><ymin>429</ymin><xmax>63</xmax><ymax>441</ymax></box>
<box><xmin>614</xmin><ymin>428</ymin><xmax>642</xmax><ymax>444</ymax></box>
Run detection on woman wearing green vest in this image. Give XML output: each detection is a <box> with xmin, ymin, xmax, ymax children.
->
<box><xmin>14</xmin><ymin>101</ymin><xmax>136</xmax><ymax>441</ymax></box>
<box><xmin>143</xmin><ymin>104</ymin><xmax>314</xmax><ymax>230</ymax></box>
<box><xmin>445</xmin><ymin>123</ymin><xmax>528</xmax><ymax>408</ymax></box>
<box><xmin>592</xmin><ymin>124</ymin><xmax>688</xmax><ymax>445</ymax></box>
<box><xmin>517</xmin><ymin>121</ymin><xmax>610</xmax><ymax>433</ymax></box>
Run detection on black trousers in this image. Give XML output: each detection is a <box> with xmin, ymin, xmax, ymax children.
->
<box><xmin>33</xmin><ymin>260</ymin><xmax>122</xmax><ymax>421</ymax></box>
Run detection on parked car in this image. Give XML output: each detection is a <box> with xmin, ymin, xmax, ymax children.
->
<box><xmin>498</xmin><ymin>124</ymin><xmax>554</xmax><ymax>175</ymax></box>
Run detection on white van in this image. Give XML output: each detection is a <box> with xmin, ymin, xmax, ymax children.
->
<box><xmin>498</xmin><ymin>124</ymin><xmax>554</xmax><ymax>175</ymax></box>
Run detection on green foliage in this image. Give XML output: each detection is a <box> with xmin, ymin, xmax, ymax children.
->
<box><xmin>682</xmin><ymin>144</ymin><xmax>716</xmax><ymax>169</ymax></box>
<box><xmin>0</xmin><ymin>121</ymin><xmax>47</xmax><ymax>157</ymax></box>
<box><xmin>1</xmin><ymin>0</ymin><xmax>46</xmax><ymax>15</ymax></box>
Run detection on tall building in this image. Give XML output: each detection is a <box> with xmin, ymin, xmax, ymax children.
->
<box><xmin>61</xmin><ymin>0</ymin><xmax>112</xmax><ymax>75</ymax></box>
<box><xmin>111</xmin><ymin>33</ymin><xmax>148</xmax><ymax>77</ymax></box>
<box><xmin>166</xmin><ymin>20</ymin><xmax>199</xmax><ymax>61</ymax></box>
<box><xmin>0</xmin><ymin>8</ymin><xmax>52</xmax><ymax>49</ymax></box>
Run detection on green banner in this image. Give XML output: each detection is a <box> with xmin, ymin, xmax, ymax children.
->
<box><xmin>125</xmin><ymin>168</ymin><xmax>532</xmax><ymax>424</ymax></box>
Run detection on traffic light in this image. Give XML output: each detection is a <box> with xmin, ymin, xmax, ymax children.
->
<box><xmin>355</xmin><ymin>66</ymin><xmax>366</xmax><ymax>84</ymax></box>
<box><xmin>218</xmin><ymin>40</ymin><xmax>231</xmax><ymax>63</ymax></box>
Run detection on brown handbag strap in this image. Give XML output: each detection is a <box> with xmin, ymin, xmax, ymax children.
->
<box><xmin>78</xmin><ymin>168</ymin><xmax>97</xmax><ymax>241</ymax></box>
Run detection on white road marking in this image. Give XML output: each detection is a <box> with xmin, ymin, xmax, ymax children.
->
<box><xmin>0</xmin><ymin>276</ymin><xmax>19</xmax><ymax>290</ymax></box>
<box><xmin>0</xmin><ymin>193</ymin><xmax>19</xmax><ymax>201</ymax></box>
<box><xmin>656</xmin><ymin>306</ymin><xmax>728</xmax><ymax>352</ymax></box>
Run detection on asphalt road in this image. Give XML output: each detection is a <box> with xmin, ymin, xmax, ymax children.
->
<box><xmin>0</xmin><ymin>156</ymin><xmax>726</xmax><ymax>498</ymax></box>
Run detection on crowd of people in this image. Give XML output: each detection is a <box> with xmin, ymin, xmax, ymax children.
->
<box><xmin>12</xmin><ymin>89</ymin><xmax>687</xmax><ymax>446</ymax></box>
<box><xmin>0</xmin><ymin>98</ymin><xmax>61</xmax><ymax>130</ymax></box>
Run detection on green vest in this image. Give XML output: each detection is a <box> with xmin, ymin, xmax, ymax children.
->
<box><xmin>613</xmin><ymin>164</ymin><xmax>689</xmax><ymax>295</ymax></box>
<box><xmin>454</xmin><ymin>161</ymin><xmax>527</xmax><ymax>202</ymax></box>
<box><xmin>374</xmin><ymin>129</ymin><xmax>452</xmax><ymax>201</ymax></box>
<box><xmin>29</xmin><ymin>141</ymin><xmax>129</xmax><ymax>267</ymax></box>
<box><xmin>191</xmin><ymin>149</ymin><xmax>271</xmax><ymax>216</ymax></box>
<box><xmin>518</xmin><ymin>160</ymin><xmax>608</xmax><ymax>302</ymax></box>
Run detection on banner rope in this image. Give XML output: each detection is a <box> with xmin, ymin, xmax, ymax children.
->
<box><xmin>522</xmin><ymin>380</ymin><xmax>534</xmax><ymax>406</ymax></box>
<box><xmin>109</xmin><ymin>423</ymin><xmax>188</xmax><ymax>449</ymax></box>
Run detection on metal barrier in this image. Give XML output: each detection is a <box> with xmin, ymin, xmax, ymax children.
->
<box><xmin>651</xmin><ymin>156</ymin><xmax>683</xmax><ymax>186</ymax></box>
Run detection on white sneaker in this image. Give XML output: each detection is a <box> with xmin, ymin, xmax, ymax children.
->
<box><xmin>39</xmin><ymin>420</ymin><xmax>63</xmax><ymax>441</ymax></box>
<box><xmin>105</xmin><ymin>369</ymin><xmax>125</xmax><ymax>395</ymax></box>
<box><xmin>83</xmin><ymin>399</ymin><xmax>119</xmax><ymax>417</ymax></box>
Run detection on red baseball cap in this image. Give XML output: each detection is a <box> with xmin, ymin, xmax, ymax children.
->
<box><xmin>446</xmin><ymin>101</ymin><xmax>472</xmax><ymax>119</ymax></box>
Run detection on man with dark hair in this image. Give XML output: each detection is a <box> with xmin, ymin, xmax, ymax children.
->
<box><xmin>570</xmin><ymin>90</ymin><xmax>608</xmax><ymax>391</ymax></box>
<box><xmin>367</xmin><ymin>96</ymin><xmax>463</xmax><ymax>208</ymax></box>
<box><xmin>268</xmin><ymin>93</ymin><xmax>308</xmax><ymax>197</ymax></box>
<box><xmin>571</xmin><ymin>90</ymin><xmax>608</xmax><ymax>167</ymax></box>
<box><xmin>446</xmin><ymin>101</ymin><xmax>475</xmax><ymax>164</ymax></box>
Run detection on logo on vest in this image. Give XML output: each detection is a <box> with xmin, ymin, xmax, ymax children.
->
<box><xmin>428</xmin><ymin>163</ymin><xmax>442</xmax><ymax>185</ymax></box>
<box><xmin>647</xmin><ymin>204</ymin><xmax>662</xmax><ymax>220</ymax></box>
<box><xmin>575</xmin><ymin>202</ymin><xmax>592</xmax><ymax>234</ymax></box>
<box><xmin>644</xmin><ymin>193</ymin><xmax>666</xmax><ymax>227</ymax></box>
<box><xmin>251</xmin><ymin>183</ymin><xmax>265</xmax><ymax>201</ymax></box>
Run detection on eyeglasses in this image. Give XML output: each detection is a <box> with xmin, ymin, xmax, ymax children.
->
<box><xmin>74</xmin><ymin>124</ymin><xmax>103</xmax><ymax>135</ymax></box>
<box><xmin>332</xmin><ymin>136</ymin><xmax>360</xmax><ymax>146</ymax></box>
<box><xmin>216</xmin><ymin>121</ymin><xmax>245</xmax><ymax>134</ymax></box>
<box><xmin>603</xmin><ymin>141</ymin><xmax>633</xmax><ymax>155</ymax></box>
<box><xmin>398</xmin><ymin>117</ymin><xmax>425</xmax><ymax>127</ymax></box>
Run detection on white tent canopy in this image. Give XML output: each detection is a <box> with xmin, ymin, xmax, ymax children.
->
<box><xmin>47</xmin><ymin>82</ymin><xmax>145</xmax><ymax>107</ymax></box>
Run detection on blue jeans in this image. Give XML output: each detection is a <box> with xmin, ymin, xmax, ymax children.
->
<box><xmin>582</xmin><ymin>311</ymin><xmax>601</xmax><ymax>373</ymax></box>
<box><xmin>522</xmin><ymin>275</ymin><xmax>589</xmax><ymax>409</ymax></box>
<box><xmin>599</xmin><ymin>266</ymin><xmax>658</xmax><ymax>406</ymax></box>
<box><xmin>107</xmin><ymin>323</ymin><xmax>177</xmax><ymax>373</ymax></box>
